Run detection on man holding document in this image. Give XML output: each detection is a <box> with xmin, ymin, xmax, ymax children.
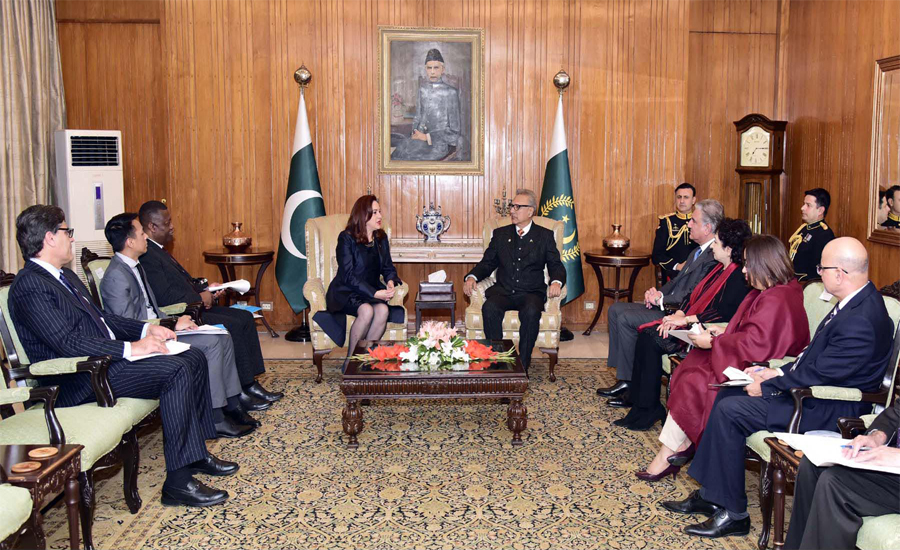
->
<box><xmin>101</xmin><ymin>213</ymin><xmax>258</xmax><ymax>438</ymax></box>
<box><xmin>665</xmin><ymin>237</ymin><xmax>895</xmax><ymax>538</ymax></box>
<box><xmin>784</xmin><ymin>398</ymin><xmax>900</xmax><ymax>549</ymax></box>
<box><xmin>9</xmin><ymin>205</ymin><xmax>237</xmax><ymax>507</ymax></box>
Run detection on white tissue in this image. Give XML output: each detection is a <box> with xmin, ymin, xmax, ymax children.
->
<box><xmin>819</xmin><ymin>290</ymin><xmax>835</xmax><ymax>302</ymax></box>
<box><xmin>428</xmin><ymin>270</ymin><xmax>447</xmax><ymax>283</ymax></box>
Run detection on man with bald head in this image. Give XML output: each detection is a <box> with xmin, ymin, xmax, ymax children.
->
<box><xmin>664</xmin><ymin>237</ymin><xmax>895</xmax><ymax>539</ymax></box>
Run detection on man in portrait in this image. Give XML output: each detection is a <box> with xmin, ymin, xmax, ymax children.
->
<box><xmin>391</xmin><ymin>48</ymin><xmax>464</xmax><ymax>161</ymax></box>
<box><xmin>880</xmin><ymin>185</ymin><xmax>900</xmax><ymax>229</ymax></box>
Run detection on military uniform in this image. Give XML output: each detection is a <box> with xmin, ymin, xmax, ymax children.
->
<box><xmin>788</xmin><ymin>220</ymin><xmax>835</xmax><ymax>282</ymax></box>
<box><xmin>881</xmin><ymin>213</ymin><xmax>900</xmax><ymax>228</ymax></box>
<box><xmin>651</xmin><ymin>211</ymin><xmax>697</xmax><ymax>284</ymax></box>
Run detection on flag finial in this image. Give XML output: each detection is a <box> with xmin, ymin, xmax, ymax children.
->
<box><xmin>553</xmin><ymin>69</ymin><xmax>570</xmax><ymax>96</ymax></box>
<box><xmin>294</xmin><ymin>64</ymin><xmax>312</xmax><ymax>88</ymax></box>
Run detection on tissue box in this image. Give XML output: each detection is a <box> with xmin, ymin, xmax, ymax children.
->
<box><xmin>419</xmin><ymin>281</ymin><xmax>453</xmax><ymax>295</ymax></box>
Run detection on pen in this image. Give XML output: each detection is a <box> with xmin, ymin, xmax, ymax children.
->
<box><xmin>840</xmin><ymin>445</ymin><xmax>872</xmax><ymax>451</ymax></box>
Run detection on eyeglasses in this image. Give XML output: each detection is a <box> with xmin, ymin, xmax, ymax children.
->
<box><xmin>510</xmin><ymin>203</ymin><xmax>534</xmax><ymax>212</ymax></box>
<box><xmin>816</xmin><ymin>264</ymin><xmax>848</xmax><ymax>275</ymax></box>
<box><xmin>56</xmin><ymin>227</ymin><xmax>75</xmax><ymax>238</ymax></box>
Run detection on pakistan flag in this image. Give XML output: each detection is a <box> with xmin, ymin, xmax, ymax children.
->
<box><xmin>538</xmin><ymin>96</ymin><xmax>584</xmax><ymax>305</ymax></box>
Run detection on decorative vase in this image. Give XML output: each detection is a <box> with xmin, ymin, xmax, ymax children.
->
<box><xmin>602</xmin><ymin>224</ymin><xmax>630</xmax><ymax>255</ymax></box>
<box><xmin>223</xmin><ymin>222</ymin><xmax>252</xmax><ymax>252</ymax></box>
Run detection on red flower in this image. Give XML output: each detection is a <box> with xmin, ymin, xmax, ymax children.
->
<box><xmin>464</xmin><ymin>340</ymin><xmax>497</xmax><ymax>361</ymax></box>
<box><xmin>367</xmin><ymin>344</ymin><xmax>409</xmax><ymax>362</ymax></box>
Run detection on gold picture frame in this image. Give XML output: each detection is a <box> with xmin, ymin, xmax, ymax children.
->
<box><xmin>378</xmin><ymin>26</ymin><xmax>484</xmax><ymax>175</ymax></box>
<box><xmin>867</xmin><ymin>55</ymin><xmax>900</xmax><ymax>246</ymax></box>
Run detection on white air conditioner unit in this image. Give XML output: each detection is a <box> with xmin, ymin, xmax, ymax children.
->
<box><xmin>54</xmin><ymin>130</ymin><xmax>125</xmax><ymax>284</ymax></box>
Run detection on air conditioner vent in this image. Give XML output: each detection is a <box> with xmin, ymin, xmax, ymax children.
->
<box><xmin>70</xmin><ymin>136</ymin><xmax>119</xmax><ymax>167</ymax></box>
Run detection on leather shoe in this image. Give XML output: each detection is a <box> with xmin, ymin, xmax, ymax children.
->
<box><xmin>238</xmin><ymin>391</ymin><xmax>272</xmax><ymax>411</ymax></box>
<box><xmin>214</xmin><ymin>416</ymin><xmax>254</xmax><ymax>439</ymax></box>
<box><xmin>683</xmin><ymin>509</ymin><xmax>751</xmax><ymax>538</ymax></box>
<box><xmin>607</xmin><ymin>396</ymin><xmax>633</xmax><ymax>408</ymax></box>
<box><xmin>188</xmin><ymin>455</ymin><xmax>240</xmax><ymax>477</ymax></box>
<box><xmin>662</xmin><ymin>490</ymin><xmax>721</xmax><ymax>516</ymax></box>
<box><xmin>244</xmin><ymin>381</ymin><xmax>283</xmax><ymax>403</ymax></box>
<box><xmin>226</xmin><ymin>406</ymin><xmax>260</xmax><ymax>428</ymax></box>
<box><xmin>667</xmin><ymin>443</ymin><xmax>696</xmax><ymax>466</ymax></box>
<box><xmin>161</xmin><ymin>478</ymin><xmax>229</xmax><ymax>507</ymax></box>
<box><xmin>596</xmin><ymin>380</ymin><xmax>630</xmax><ymax>397</ymax></box>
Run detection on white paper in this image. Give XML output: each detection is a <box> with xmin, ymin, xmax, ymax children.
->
<box><xmin>208</xmin><ymin>279</ymin><xmax>251</xmax><ymax>294</ymax></box>
<box><xmin>175</xmin><ymin>324</ymin><xmax>230</xmax><ymax>336</ymax></box>
<box><xmin>819</xmin><ymin>289</ymin><xmax>835</xmax><ymax>302</ymax></box>
<box><xmin>774</xmin><ymin>432</ymin><xmax>900</xmax><ymax>475</ymax></box>
<box><xmin>428</xmin><ymin>270</ymin><xmax>447</xmax><ymax>283</ymax></box>
<box><xmin>667</xmin><ymin>323</ymin><xmax>703</xmax><ymax>345</ymax></box>
<box><xmin>128</xmin><ymin>340</ymin><xmax>191</xmax><ymax>362</ymax></box>
<box><xmin>723</xmin><ymin>366</ymin><xmax>754</xmax><ymax>382</ymax></box>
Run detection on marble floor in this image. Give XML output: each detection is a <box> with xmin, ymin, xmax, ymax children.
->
<box><xmin>258</xmin><ymin>326</ymin><xmax>610</xmax><ymax>360</ymax></box>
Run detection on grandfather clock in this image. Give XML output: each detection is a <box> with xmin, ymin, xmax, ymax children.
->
<box><xmin>734</xmin><ymin>114</ymin><xmax>787</xmax><ymax>235</ymax></box>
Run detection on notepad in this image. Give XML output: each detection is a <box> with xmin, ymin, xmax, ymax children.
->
<box><xmin>230</xmin><ymin>304</ymin><xmax>262</xmax><ymax>313</ymax></box>
<box><xmin>209</xmin><ymin>279</ymin><xmax>251</xmax><ymax>294</ymax></box>
<box><xmin>175</xmin><ymin>324</ymin><xmax>230</xmax><ymax>336</ymax></box>
<box><xmin>128</xmin><ymin>340</ymin><xmax>191</xmax><ymax>362</ymax></box>
<box><xmin>774</xmin><ymin>432</ymin><xmax>900</xmax><ymax>475</ymax></box>
<box><xmin>708</xmin><ymin>366</ymin><xmax>755</xmax><ymax>388</ymax></box>
<box><xmin>667</xmin><ymin>323</ymin><xmax>703</xmax><ymax>345</ymax></box>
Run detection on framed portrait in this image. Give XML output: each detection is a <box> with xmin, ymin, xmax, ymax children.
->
<box><xmin>378</xmin><ymin>26</ymin><xmax>485</xmax><ymax>175</ymax></box>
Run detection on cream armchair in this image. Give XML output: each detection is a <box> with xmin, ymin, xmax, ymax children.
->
<box><xmin>465</xmin><ymin>216</ymin><xmax>567</xmax><ymax>381</ymax></box>
<box><xmin>302</xmin><ymin>214</ymin><xmax>409</xmax><ymax>382</ymax></box>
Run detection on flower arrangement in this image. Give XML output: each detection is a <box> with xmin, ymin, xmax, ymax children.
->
<box><xmin>350</xmin><ymin>320</ymin><xmax>516</xmax><ymax>371</ymax></box>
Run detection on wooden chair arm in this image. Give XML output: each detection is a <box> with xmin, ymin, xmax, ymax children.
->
<box><xmin>788</xmin><ymin>387</ymin><xmax>887</xmax><ymax>433</ymax></box>
<box><xmin>837</xmin><ymin>417</ymin><xmax>868</xmax><ymax>439</ymax></box>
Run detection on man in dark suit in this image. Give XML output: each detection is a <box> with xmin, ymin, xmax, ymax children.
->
<box><xmin>137</xmin><ymin>201</ymin><xmax>282</xmax><ymax>410</ymax></box>
<box><xmin>597</xmin><ymin>199</ymin><xmax>723</xmax><ymax>405</ymax></box>
<box><xmin>785</xmin><ymin>397</ymin><xmax>900</xmax><ymax>550</ymax></box>
<box><xmin>101</xmin><ymin>213</ymin><xmax>257</xmax><ymax>437</ymax></box>
<box><xmin>464</xmin><ymin>189</ymin><xmax>566</xmax><ymax>370</ymax></box>
<box><xmin>9</xmin><ymin>205</ymin><xmax>237</xmax><ymax>507</ymax></box>
<box><xmin>663</xmin><ymin>237</ymin><xmax>894</xmax><ymax>538</ymax></box>
<box><xmin>787</xmin><ymin>187</ymin><xmax>835</xmax><ymax>282</ymax></box>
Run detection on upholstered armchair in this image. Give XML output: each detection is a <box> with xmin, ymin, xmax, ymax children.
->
<box><xmin>302</xmin><ymin>214</ymin><xmax>409</xmax><ymax>383</ymax></box>
<box><xmin>747</xmin><ymin>283</ymin><xmax>900</xmax><ymax>549</ymax></box>
<box><xmin>464</xmin><ymin>216</ymin><xmax>567</xmax><ymax>381</ymax></box>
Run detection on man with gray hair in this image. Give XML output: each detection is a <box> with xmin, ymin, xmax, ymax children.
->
<box><xmin>464</xmin><ymin>189</ymin><xmax>566</xmax><ymax>371</ymax></box>
<box><xmin>598</xmin><ymin>199</ymin><xmax>724</xmax><ymax>405</ymax></box>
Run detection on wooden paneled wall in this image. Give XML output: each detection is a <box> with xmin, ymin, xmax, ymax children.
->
<box><xmin>57</xmin><ymin>0</ymin><xmax>789</xmax><ymax>329</ymax></box>
<box><xmin>781</xmin><ymin>0</ymin><xmax>900</xmax><ymax>287</ymax></box>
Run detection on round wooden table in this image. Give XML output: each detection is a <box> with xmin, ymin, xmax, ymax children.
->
<box><xmin>202</xmin><ymin>248</ymin><xmax>279</xmax><ymax>338</ymax></box>
<box><xmin>583</xmin><ymin>250</ymin><xmax>651</xmax><ymax>335</ymax></box>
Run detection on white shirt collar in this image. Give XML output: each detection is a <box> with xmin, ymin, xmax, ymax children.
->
<box><xmin>838</xmin><ymin>282</ymin><xmax>869</xmax><ymax>311</ymax></box>
<box><xmin>697</xmin><ymin>237</ymin><xmax>715</xmax><ymax>253</ymax></box>
<box><xmin>29</xmin><ymin>258</ymin><xmax>63</xmax><ymax>280</ymax></box>
<box><xmin>147</xmin><ymin>238</ymin><xmax>163</xmax><ymax>249</ymax></box>
<box><xmin>115</xmin><ymin>252</ymin><xmax>139</xmax><ymax>268</ymax></box>
<box><xmin>516</xmin><ymin>221</ymin><xmax>533</xmax><ymax>236</ymax></box>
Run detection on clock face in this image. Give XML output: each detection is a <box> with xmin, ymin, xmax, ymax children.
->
<box><xmin>740</xmin><ymin>126</ymin><xmax>771</xmax><ymax>167</ymax></box>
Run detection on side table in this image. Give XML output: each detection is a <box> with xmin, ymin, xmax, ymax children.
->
<box><xmin>202</xmin><ymin>248</ymin><xmax>279</xmax><ymax>338</ymax></box>
<box><xmin>1</xmin><ymin>444</ymin><xmax>83</xmax><ymax>550</ymax></box>
<box><xmin>582</xmin><ymin>251</ymin><xmax>651</xmax><ymax>335</ymax></box>
<box><xmin>764</xmin><ymin>436</ymin><xmax>803</xmax><ymax>550</ymax></box>
<box><xmin>415</xmin><ymin>290</ymin><xmax>456</xmax><ymax>331</ymax></box>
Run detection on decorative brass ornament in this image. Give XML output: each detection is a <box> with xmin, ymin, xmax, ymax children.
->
<box><xmin>553</xmin><ymin>69</ymin><xmax>570</xmax><ymax>94</ymax></box>
<box><xmin>223</xmin><ymin>222</ymin><xmax>252</xmax><ymax>252</ymax></box>
<box><xmin>494</xmin><ymin>190</ymin><xmax>512</xmax><ymax>217</ymax></box>
<box><xmin>294</xmin><ymin>64</ymin><xmax>312</xmax><ymax>88</ymax></box>
<box><xmin>602</xmin><ymin>224</ymin><xmax>631</xmax><ymax>256</ymax></box>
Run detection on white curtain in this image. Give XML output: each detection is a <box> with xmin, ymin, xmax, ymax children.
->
<box><xmin>0</xmin><ymin>0</ymin><xmax>66</xmax><ymax>272</ymax></box>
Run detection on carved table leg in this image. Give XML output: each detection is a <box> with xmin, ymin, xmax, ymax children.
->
<box><xmin>758</xmin><ymin>460</ymin><xmax>774</xmax><ymax>550</ymax></box>
<box><xmin>342</xmin><ymin>399</ymin><xmax>363</xmax><ymax>449</ymax></box>
<box><xmin>65</xmin><ymin>476</ymin><xmax>81</xmax><ymax>550</ymax></box>
<box><xmin>507</xmin><ymin>398</ymin><xmax>527</xmax><ymax>446</ymax></box>
<box><xmin>773</xmin><ymin>467</ymin><xmax>786</xmax><ymax>548</ymax></box>
<box><xmin>253</xmin><ymin>259</ymin><xmax>279</xmax><ymax>338</ymax></box>
<box><xmin>583</xmin><ymin>263</ymin><xmax>605</xmax><ymax>335</ymax></box>
<box><xmin>30</xmin><ymin>510</ymin><xmax>45</xmax><ymax>550</ymax></box>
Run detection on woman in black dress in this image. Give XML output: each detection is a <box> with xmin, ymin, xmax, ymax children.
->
<box><xmin>318</xmin><ymin>195</ymin><xmax>404</xmax><ymax>366</ymax></box>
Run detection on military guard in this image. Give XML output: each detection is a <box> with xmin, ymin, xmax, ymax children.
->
<box><xmin>880</xmin><ymin>185</ymin><xmax>900</xmax><ymax>228</ymax></box>
<box><xmin>788</xmin><ymin>188</ymin><xmax>836</xmax><ymax>282</ymax></box>
<box><xmin>652</xmin><ymin>183</ymin><xmax>699</xmax><ymax>284</ymax></box>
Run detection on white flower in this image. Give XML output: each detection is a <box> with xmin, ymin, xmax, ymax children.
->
<box><xmin>423</xmin><ymin>337</ymin><xmax>437</xmax><ymax>350</ymax></box>
<box><xmin>451</xmin><ymin>348</ymin><xmax>469</xmax><ymax>362</ymax></box>
<box><xmin>399</xmin><ymin>345</ymin><xmax>419</xmax><ymax>363</ymax></box>
<box><xmin>427</xmin><ymin>352</ymin><xmax>442</xmax><ymax>366</ymax></box>
<box><xmin>440</xmin><ymin>341</ymin><xmax>456</xmax><ymax>356</ymax></box>
<box><xmin>400</xmin><ymin>362</ymin><xmax>419</xmax><ymax>371</ymax></box>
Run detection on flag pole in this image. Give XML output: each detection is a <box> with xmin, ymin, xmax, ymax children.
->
<box><xmin>285</xmin><ymin>65</ymin><xmax>313</xmax><ymax>343</ymax></box>
<box><xmin>552</xmin><ymin>69</ymin><xmax>575</xmax><ymax>342</ymax></box>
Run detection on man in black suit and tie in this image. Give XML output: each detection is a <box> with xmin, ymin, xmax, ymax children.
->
<box><xmin>137</xmin><ymin>201</ymin><xmax>282</xmax><ymax>410</ymax></box>
<box><xmin>663</xmin><ymin>237</ymin><xmax>895</xmax><ymax>538</ymax></box>
<box><xmin>464</xmin><ymin>189</ymin><xmax>566</xmax><ymax>371</ymax></box>
<box><xmin>597</xmin><ymin>199</ymin><xmax>723</xmax><ymax>405</ymax></box>
<box><xmin>9</xmin><ymin>205</ymin><xmax>237</xmax><ymax>507</ymax></box>
<box><xmin>784</xmin><ymin>397</ymin><xmax>900</xmax><ymax>550</ymax></box>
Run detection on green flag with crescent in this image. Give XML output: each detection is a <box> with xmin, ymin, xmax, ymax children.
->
<box><xmin>539</xmin><ymin>96</ymin><xmax>584</xmax><ymax>305</ymax></box>
<box><xmin>276</xmin><ymin>89</ymin><xmax>326</xmax><ymax>314</ymax></box>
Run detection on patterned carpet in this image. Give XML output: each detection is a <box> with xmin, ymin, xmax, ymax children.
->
<box><xmin>41</xmin><ymin>359</ymin><xmax>782</xmax><ymax>550</ymax></box>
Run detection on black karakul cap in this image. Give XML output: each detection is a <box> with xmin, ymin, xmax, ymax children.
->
<box><xmin>425</xmin><ymin>48</ymin><xmax>444</xmax><ymax>63</ymax></box>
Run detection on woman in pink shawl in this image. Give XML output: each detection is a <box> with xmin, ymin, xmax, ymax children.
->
<box><xmin>635</xmin><ymin>235</ymin><xmax>810</xmax><ymax>481</ymax></box>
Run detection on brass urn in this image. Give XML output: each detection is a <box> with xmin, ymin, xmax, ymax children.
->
<box><xmin>602</xmin><ymin>224</ymin><xmax>630</xmax><ymax>255</ymax></box>
<box><xmin>223</xmin><ymin>222</ymin><xmax>252</xmax><ymax>252</ymax></box>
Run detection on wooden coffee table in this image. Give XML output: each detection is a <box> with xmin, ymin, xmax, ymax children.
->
<box><xmin>340</xmin><ymin>339</ymin><xmax>529</xmax><ymax>449</ymax></box>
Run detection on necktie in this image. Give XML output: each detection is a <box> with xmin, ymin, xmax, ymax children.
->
<box><xmin>517</xmin><ymin>228</ymin><xmax>524</xmax><ymax>237</ymax></box>
<box><xmin>792</xmin><ymin>305</ymin><xmax>840</xmax><ymax>371</ymax></box>
<box><xmin>692</xmin><ymin>247</ymin><xmax>702</xmax><ymax>262</ymax></box>
<box><xmin>136</xmin><ymin>263</ymin><xmax>160</xmax><ymax>316</ymax></box>
<box><xmin>58</xmin><ymin>273</ymin><xmax>110</xmax><ymax>338</ymax></box>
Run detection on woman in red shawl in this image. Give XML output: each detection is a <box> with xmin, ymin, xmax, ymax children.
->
<box><xmin>635</xmin><ymin>235</ymin><xmax>809</xmax><ymax>481</ymax></box>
